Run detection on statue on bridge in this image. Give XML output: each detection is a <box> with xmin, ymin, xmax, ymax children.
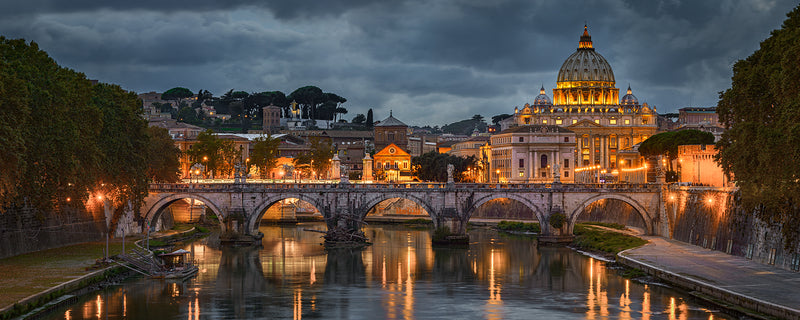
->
<box><xmin>447</xmin><ymin>163</ymin><xmax>455</xmax><ymax>184</ymax></box>
<box><xmin>234</xmin><ymin>162</ymin><xmax>247</xmax><ymax>184</ymax></box>
<box><xmin>553</xmin><ymin>163</ymin><xmax>561</xmax><ymax>183</ymax></box>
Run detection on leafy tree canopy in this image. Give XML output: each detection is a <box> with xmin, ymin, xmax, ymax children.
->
<box><xmin>716</xmin><ymin>4</ymin><xmax>800</xmax><ymax>246</ymax></box>
<box><xmin>161</xmin><ymin>87</ymin><xmax>193</xmax><ymax>101</ymax></box>
<box><xmin>638</xmin><ymin>130</ymin><xmax>715</xmax><ymax>160</ymax></box>
<box><xmin>441</xmin><ymin>117</ymin><xmax>487</xmax><ymax>135</ymax></box>
<box><xmin>250</xmin><ymin>135</ymin><xmax>281</xmax><ymax>179</ymax></box>
<box><xmin>412</xmin><ymin>151</ymin><xmax>477</xmax><ymax>182</ymax></box>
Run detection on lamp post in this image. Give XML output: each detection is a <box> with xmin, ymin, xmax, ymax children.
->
<box><xmin>496</xmin><ymin>169</ymin><xmax>501</xmax><ymax>183</ymax></box>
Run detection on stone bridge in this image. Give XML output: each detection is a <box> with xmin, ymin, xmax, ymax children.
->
<box><xmin>142</xmin><ymin>182</ymin><xmax>666</xmax><ymax>244</ymax></box>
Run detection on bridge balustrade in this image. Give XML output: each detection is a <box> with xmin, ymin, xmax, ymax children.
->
<box><xmin>149</xmin><ymin>182</ymin><xmax>663</xmax><ymax>193</ymax></box>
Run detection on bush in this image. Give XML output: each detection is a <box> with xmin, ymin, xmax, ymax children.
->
<box><xmin>549</xmin><ymin>212</ymin><xmax>567</xmax><ymax>229</ymax></box>
<box><xmin>497</xmin><ymin>221</ymin><xmax>540</xmax><ymax>233</ymax></box>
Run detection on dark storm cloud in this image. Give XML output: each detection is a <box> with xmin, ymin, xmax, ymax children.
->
<box><xmin>0</xmin><ymin>0</ymin><xmax>796</xmax><ymax>125</ymax></box>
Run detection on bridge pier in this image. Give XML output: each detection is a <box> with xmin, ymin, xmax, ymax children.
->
<box><xmin>220</xmin><ymin>208</ymin><xmax>263</xmax><ymax>245</ymax></box>
<box><xmin>431</xmin><ymin>189</ymin><xmax>470</xmax><ymax>247</ymax></box>
<box><xmin>323</xmin><ymin>207</ymin><xmax>369</xmax><ymax>247</ymax></box>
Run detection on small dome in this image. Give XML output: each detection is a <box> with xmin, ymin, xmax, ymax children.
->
<box><xmin>533</xmin><ymin>86</ymin><xmax>552</xmax><ymax>106</ymax></box>
<box><xmin>620</xmin><ymin>85</ymin><xmax>638</xmax><ymax>106</ymax></box>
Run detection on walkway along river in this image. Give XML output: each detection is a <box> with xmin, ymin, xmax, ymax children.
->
<box><xmin>45</xmin><ymin>223</ymin><xmax>732</xmax><ymax>319</ymax></box>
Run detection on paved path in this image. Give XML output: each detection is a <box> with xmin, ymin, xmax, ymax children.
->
<box><xmin>620</xmin><ymin>236</ymin><xmax>800</xmax><ymax>319</ymax></box>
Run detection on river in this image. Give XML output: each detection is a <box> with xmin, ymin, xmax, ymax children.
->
<box><xmin>47</xmin><ymin>223</ymin><xmax>731</xmax><ymax>319</ymax></box>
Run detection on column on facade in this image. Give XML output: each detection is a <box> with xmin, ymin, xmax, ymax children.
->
<box><xmin>589</xmin><ymin>134</ymin><xmax>596</xmax><ymax>166</ymax></box>
<box><xmin>555</xmin><ymin>149</ymin><xmax>561</xmax><ymax>179</ymax></box>
<box><xmin>528</xmin><ymin>150</ymin><xmax>534</xmax><ymax>182</ymax></box>
<box><xmin>601</xmin><ymin>135</ymin><xmax>607</xmax><ymax>168</ymax></box>
<box><xmin>533</xmin><ymin>151</ymin><xmax>538</xmax><ymax>181</ymax></box>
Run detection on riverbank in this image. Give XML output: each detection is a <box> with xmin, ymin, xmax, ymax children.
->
<box><xmin>0</xmin><ymin>225</ymin><xmax>209</xmax><ymax>319</ymax></box>
<box><xmin>619</xmin><ymin>236</ymin><xmax>800</xmax><ymax>320</ymax></box>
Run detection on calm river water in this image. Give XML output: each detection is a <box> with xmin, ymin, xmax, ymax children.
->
<box><xmin>47</xmin><ymin>223</ymin><xmax>731</xmax><ymax>319</ymax></box>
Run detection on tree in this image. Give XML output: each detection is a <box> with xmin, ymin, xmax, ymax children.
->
<box><xmin>288</xmin><ymin>86</ymin><xmax>324</xmax><ymax>119</ymax></box>
<box><xmin>176</xmin><ymin>105</ymin><xmax>200</xmax><ymax>124</ymax></box>
<box><xmin>146</xmin><ymin>127</ymin><xmax>181</xmax><ymax>183</ymax></box>
<box><xmin>639</xmin><ymin>130</ymin><xmax>715</xmax><ymax>160</ymax></box>
<box><xmin>366</xmin><ymin>108</ymin><xmax>374</xmax><ymax>128</ymax></box>
<box><xmin>92</xmin><ymin>83</ymin><xmax>152</xmax><ymax>208</ymax></box>
<box><xmin>716</xmin><ymin>5</ymin><xmax>800</xmax><ymax>246</ymax></box>
<box><xmin>161</xmin><ymin>87</ymin><xmax>193</xmax><ymax>108</ymax></box>
<box><xmin>412</xmin><ymin>151</ymin><xmax>477</xmax><ymax>182</ymax></box>
<box><xmin>492</xmin><ymin>114</ymin><xmax>513</xmax><ymax>125</ymax></box>
<box><xmin>293</xmin><ymin>137</ymin><xmax>334</xmax><ymax>179</ymax></box>
<box><xmin>250</xmin><ymin>135</ymin><xmax>281</xmax><ymax>179</ymax></box>
<box><xmin>186</xmin><ymin>130</ymin><xmax>238</xmax><ymax>179</ymax></box>
<box><xmin>352</xmin><ymin>114</ymin><xmax>366</xmax><ymax>124</ymax></box>
<box><xmin>639</xmin><ymin>130</ymin><xmax>714</xmax><ymax>182</ymax></box>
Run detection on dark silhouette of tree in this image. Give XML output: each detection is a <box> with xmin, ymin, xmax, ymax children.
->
<box><xmin>366</xmin><ymin>108</ymin><xmax>374</xmax><ymax>128</ymax></box>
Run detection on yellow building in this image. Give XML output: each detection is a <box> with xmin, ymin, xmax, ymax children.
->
<box><xmin>499</xmin><ymin>25</ymin><xmax>657</xmax><ymax>170</ymax></box>
<box><xmin>373</xmin><ymin>143</ymin><xmax>412</xmax><ymax>182</ymax></box>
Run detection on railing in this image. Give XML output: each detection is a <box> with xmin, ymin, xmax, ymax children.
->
<box><xmin>149</xmin><ymin>182</ymin><xmax>661</xmax><ymax>193</ymax></box>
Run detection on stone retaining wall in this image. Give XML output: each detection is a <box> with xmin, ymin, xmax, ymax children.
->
<box><xmin>0</xmin><ymin>205</ymin><xmax>105</xmax><ymax>259</ymax></box>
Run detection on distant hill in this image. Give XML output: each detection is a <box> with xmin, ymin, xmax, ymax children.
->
<box><xmin>441</xmin><ymin>116</ymin><xmax>487</xmax><ymax>135</ymax></box>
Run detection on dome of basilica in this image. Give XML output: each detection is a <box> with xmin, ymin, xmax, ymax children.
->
<box><xmin>532</xmin><ymin>86</ymin><xmax>552</xmax><ymax>106</ymax></box>
<box><xmin>556</xmin><ymin>25</ymin><xmax>615</xmax><ymax>84</ymax></box>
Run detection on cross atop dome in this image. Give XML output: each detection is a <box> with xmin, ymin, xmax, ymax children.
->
<box><xmin>579</xmin><ymin>24</ymin><xmax>594</xmax><ymax>50</ymax></box>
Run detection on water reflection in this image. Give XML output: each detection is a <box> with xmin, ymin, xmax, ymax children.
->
<box><xmin>46</xmin><ymin>223</ymin><xmax>729</xmax><ymax>320</ymax></box>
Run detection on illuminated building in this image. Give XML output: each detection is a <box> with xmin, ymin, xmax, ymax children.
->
<box><xmin>499</xmin><ymin>25</ymin><xmax>658</xmax><ymax>169</ymax></box>
<box><xmin>490</xmin><ymin>125</ymin><xmax>576</xmax><ymax>183</ymax></box>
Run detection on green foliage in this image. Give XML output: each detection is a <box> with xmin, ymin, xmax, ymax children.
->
<box><xmin>716</xmin><ymin>5</ymin><xmax>800</xmax><ymax>247</ymax></box>
<box><xmin>293</xmin><ymin>137</ymin><xmax>334</xmax><ymax>178</ymax></box>
<box><xmin>496</xmin><ymin>221</ymin><xmax>540</xmax><ymax>233</ymax></box>
<box><xmin>0</xmin><ymin>38</ymin><xmax>154</xmax><ymax>211</ymax></box>
<box><xmin>638</xmin><ymin>130</ymin><xmax>715</xmax><ymax>160</ymax></box>
<box><xmin>250</xmin><ymin>135</ymin><xmax>281</xmax><ymax>178</ymax></box>
<box><xmin>176</xmin><ymin>106</ymin><xmax>200</xmax><ymax>124</ymax></box>
<box><xmin>146</xmin><ymin>127</ymin><xmax>181</xmax><ymax>183</ymax></box>
<box><xmin>549</xmin><ymin>212</ymin><xmax>567</xmax><ymax>229</ymax></box>
<box><xmin>185</xmin><ymin>130</ymin><xmax>240</xmax><ymax>178</ymax></box>
<box><xmin>411</xmin><ymin>151</ymin><xmax>478</xmax><ymax>182</ymax></box>
<box><xmin>352</xmin><ymin>113</ymin><xmax>366</xmax><ymax>124</ymax></box>
<box><xmin>161</xmin><ymin>87</ymin><xmax>193</xmax><ymax>103</ymax></box>
<box><xmin>581</xmin><ymin>221</ymin><xmax>626</xmax><ymax>230</ymax></box>
<box><xmin>572</xmin><ymin>225</ymin><xmax>648</xmax><ymax>254</ymax></box>
<box><xmin>491</xmin><ymin>114</ymin><xmax>513</xmax><ymax>125</ymax></box>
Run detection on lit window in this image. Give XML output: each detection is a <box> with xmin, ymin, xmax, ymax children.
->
<box><xmin>572</xmin><ymin>119</ymin><xmax>578</xmax><ymax>124</ymax></box>
<box><xmin>625</xmin><ymin>119</ymin><xmax>630</xmax><ymax>125</ymax></box>
<box><xmin>610</xmin><ymin>119</ymin><xmax>617</xmax><ymax>125</ymax></box>
<box><xmin>594</xmin><ymin>119</ymin><xmax>600</xmax><ymax>124</ymax></box>
<box><xmin>519</xmin><ymin>171</ymin><xmax>525</xmax><ymax>177</ymax></box>
<box><xmin>556</xmin><ymin>119</ymin><xmax>563</xmax><ymax>125</ymax></box>
<box><xmin>542</xmin><ymin>119</ymin><xmax>548</xmax><ymax>124</ymax></box>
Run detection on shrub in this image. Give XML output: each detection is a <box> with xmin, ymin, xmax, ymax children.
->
<box><xmin>549</xmin><ymin>212</ymin><xmax>567</xmax><ymax>229</ymax></box>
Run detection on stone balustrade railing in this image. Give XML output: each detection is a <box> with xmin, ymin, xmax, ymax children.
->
<box><xmin>149</xmin><ymin>182</ymin><xmax>661</xmax><ymax>192</ymax></box>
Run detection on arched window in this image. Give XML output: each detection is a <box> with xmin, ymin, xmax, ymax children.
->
<box><xmin>540</xmin><ymin>154</ymin><xmax>548</xmax><ymax>169</ymax></box>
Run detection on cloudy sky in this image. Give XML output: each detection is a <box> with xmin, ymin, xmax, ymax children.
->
<box><xmin>1</xmin><ymin>0</ymin><xmax>796</xmax><ymax>126</ymax></box>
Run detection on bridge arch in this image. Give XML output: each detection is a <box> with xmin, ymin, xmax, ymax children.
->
<box><xmin>247</xmin><ymin>193</ymin><xmax>327</xmax><ymax>235</ymax></box>
<box><xmin>466</xmin><ymin>193</ymin><xmax>546</xmax><ymax>225</ymax></box>
<box><xmin>359</xmin><ymin>193</ymin><xmax>437</xmax><ymax>222</ymax></box>
<box><xmin>144</xmin><ymin>193</ymin><xmax>225</xmax><ymax>229</ymax></box>
<box><xmin>568</xmin><ymin>194</ymin><xmax>653</xmax><ymax>234</ymax></box>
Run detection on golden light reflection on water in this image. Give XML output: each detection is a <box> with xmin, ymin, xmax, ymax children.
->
<box><xmin>52</xmin><ymin>224</ymin><xmax>729</xmax><ymax>320</ymax></box>
<box><xmin>485</xmin><ymin>248</ymin><xmax>503</xmax><ymax>320</ymax></box>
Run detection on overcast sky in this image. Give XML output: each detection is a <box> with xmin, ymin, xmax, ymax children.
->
<box><xmin>1</xmin><ymin>0</ymin><xmax>796</xmax><ymax>126</ymax></box>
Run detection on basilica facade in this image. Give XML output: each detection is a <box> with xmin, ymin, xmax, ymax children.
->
<box><xmin>498</xmin><ymin>25</ymin><xmax>657</xmax><ymax>172</ymax></box>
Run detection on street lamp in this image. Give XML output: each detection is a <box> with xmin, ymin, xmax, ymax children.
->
<box><xmin>496</xmin><ymin>169</ymin><xmax>501</xmax><ymax>183</ymax></box>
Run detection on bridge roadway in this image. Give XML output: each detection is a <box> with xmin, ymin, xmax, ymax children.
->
<box><xmin>143</xmin><ymin>182</ymin><xmax>666</xmax><ymax>244</ymax></box>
